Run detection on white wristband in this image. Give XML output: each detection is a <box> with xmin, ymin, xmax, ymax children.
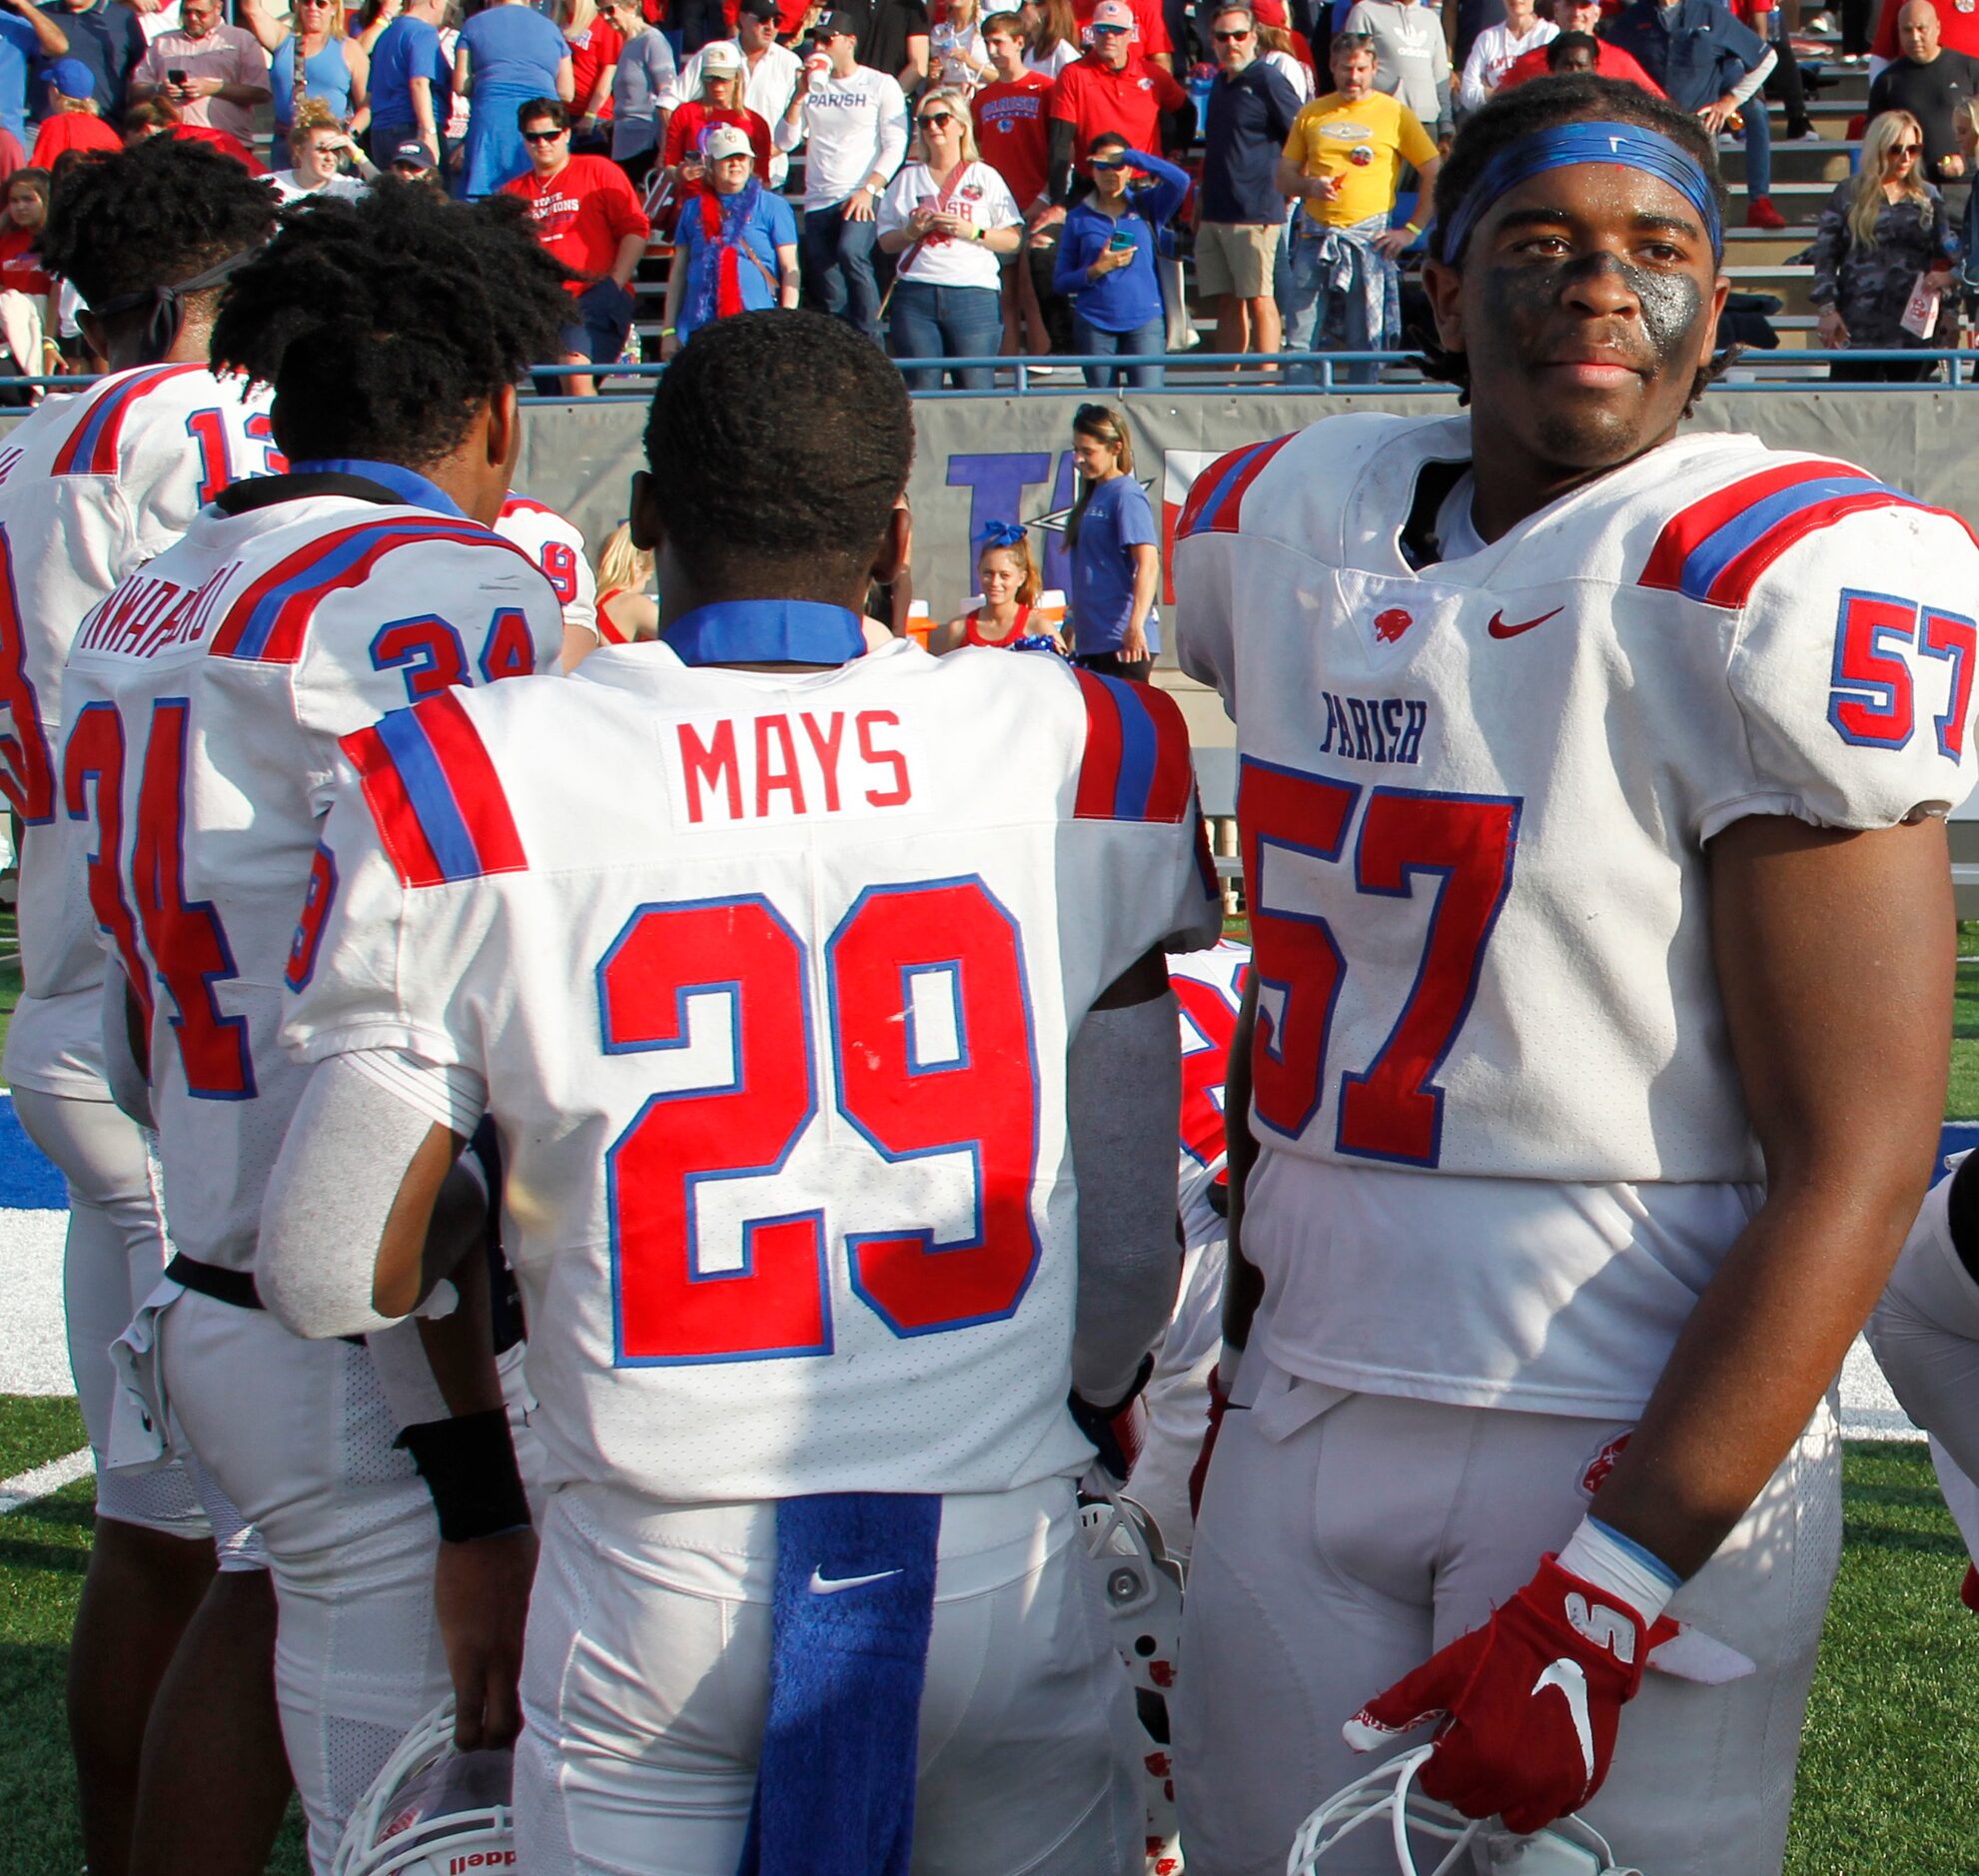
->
<box><xmin>1556</xmin><ymin>1514</ymin><xmax>1679</xmax><ymax>1626</ymax></box>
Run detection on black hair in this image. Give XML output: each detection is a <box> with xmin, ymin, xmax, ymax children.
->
<box><xmin>516</xmin><ymin>96</ymin><xmax>567</xmax><ymax>131</ymax></box>
<box><xmin>1419</xmin><ymin>75</ymin><xmax>1730</xmax><ymax>409</ymax></box>
<box><xmin>1544</xmin><ymin>29</ymin><xmax>1598</xmax><ymax>67</ymax></box>
<box><xmin>39</xmin><ymin>136</ymin><xmax>276</xmax><ymax>312</ymax></box>
<box><xmin>210</xmin><ymin>180</ymin><xmax>570</xmax><ymax>469</ymax></box>
<box><xmin>1087</xmin><ymin>129</ymin><xmax>1128</xmax><ymax>156</ymax></box>
<box><xmin>642</xmin><ymin>310</ymin><xmax>913</xmax><ymax>592</ymax></box>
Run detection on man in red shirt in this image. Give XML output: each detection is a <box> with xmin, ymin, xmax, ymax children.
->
<box><xmin>502</xmin><ymin>98</ymin><xmax>651</xmax><ymax>396</ymax></box>
<box><xmin>1496</xmin><ymin>0</ymin><xmax>1665</xmax><ymax>89</ymax></box>
<box><xmin>1045</xmin><ymin>0</ymin><xmax>1191</xmax><ymax>203</ymax></box>
<box><xmin>975</xmin><ymin>9</ymin><xmax>1055</xmax><ymax>357</ymax></box>
<box><xmin>29</xmin><ymin>59</ymin><xmax>122</xmax><ymax>168</ymax></box>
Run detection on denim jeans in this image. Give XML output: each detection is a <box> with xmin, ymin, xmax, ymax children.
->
<box><xmin>1071</xmin><ymin>314</ymin><xmax>1165</xmax><ymax>389</ymax></box>
<box><xmin>887</xmin><ymin>279</ymin><xmax>1003</xmax><ymax>389</ymax></box>
<box><xmin>1281</xmin><ymin>220</ymin><xmax>1396</xmax><ymax>387</ymax></box>
<box><xmin>801</xmin><ymin>203</ymin><xmax>882</xmax><ymax>341</ymax></box>
<box><xmin>1742</xmin><ymin>86</ymin><xmax>1772</xmax><ymax>204</ymax></box>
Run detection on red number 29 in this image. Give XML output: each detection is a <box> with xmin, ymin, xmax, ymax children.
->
<box><xmin>598</xmin><ymin>880</ymin><xmax>1042</xmax><ymax>1366</ymax></box>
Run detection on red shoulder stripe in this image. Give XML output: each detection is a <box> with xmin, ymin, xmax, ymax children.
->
<box><xmin>1639</xmin><ymin>460</ymin><xmax>1869</xmax><ymax>594</ymax></box>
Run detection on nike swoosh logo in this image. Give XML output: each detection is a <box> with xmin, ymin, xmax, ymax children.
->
<box><xmin>1486</xmin><ymin>606</ymin><xmax>1562</xmax><ymax>639</ymax></box>
<box><xmin>807</xmin><ymin>1566</ymin><xmax>903</xmax><ymax>1595</ymax></box>
<box><xmin>1533</xmin><ymin>1658</ymin><xmax>1595</xmax><ymax>1792</ymax></box>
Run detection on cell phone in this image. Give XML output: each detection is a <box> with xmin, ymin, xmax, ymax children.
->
<box><xmin>167</xmin><ymin>66</ymin><xmax>187</xmax><ymax>84</ymax></box>
<box><xmin>1106</xmin><ymin>228</ymin><xmax>1135</xmax><ymax>252</ymax></box>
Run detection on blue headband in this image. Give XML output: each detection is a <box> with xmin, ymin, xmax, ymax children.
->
<box><xmin>1440</xmin><ymin>119</ymin><xmax>1722</xmax><ymax>265</ymax></box>
<box><xmin>978</xmin><ymin>518</ymin><xmax>1028</xmax><ymax>549</ymax></box>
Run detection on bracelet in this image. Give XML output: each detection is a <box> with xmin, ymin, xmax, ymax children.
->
<box><xmin>1403</xmin><ymin>220</ymin><xmax>1422</xmax><ymax>236</ymax></box>
<box><xmin>660</xmin><ymin>325</ymin><xmax>676</xmax><ymax>336</ymax></box>
<box><xmin>397</xmin><ymin>1407</ymin><xmax>530</xmax><ymax>1544</ymax></box>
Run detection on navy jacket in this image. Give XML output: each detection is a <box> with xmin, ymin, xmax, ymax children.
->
<box><xmin>1604</xmin><ymin>0</ymin><xmax>1767</xmax><ymax>112</ymax></box>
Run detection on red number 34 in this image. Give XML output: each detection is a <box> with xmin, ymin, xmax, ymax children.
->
<box><xmin>598</xmin><ymin>879</ymin><xmax>1043</xmax><ymax>1366</ymax></box>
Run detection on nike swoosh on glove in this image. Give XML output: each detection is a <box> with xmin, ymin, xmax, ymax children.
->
<box><xmin>1342</xmin><ymin>1555</ymin><xmax>1648</xmax><ymax>1834</ymax></box>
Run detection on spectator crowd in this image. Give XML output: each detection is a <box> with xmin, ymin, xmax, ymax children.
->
<box><xmin>0</xmin><ymin>0</ymin><xmax>1970</xmax><ymax>399</ymax></box>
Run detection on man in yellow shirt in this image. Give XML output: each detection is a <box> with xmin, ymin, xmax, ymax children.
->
<box><xmin>1276</xmin><ymin>32</ymin><xmax>1441</xmax><ymax>381</ymax></box>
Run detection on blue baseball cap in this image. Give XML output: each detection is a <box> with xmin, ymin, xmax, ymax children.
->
<box><xmin>48</xmin><ymin>58</ymin><xmax>95</xmax><ymax>101</ymax></box>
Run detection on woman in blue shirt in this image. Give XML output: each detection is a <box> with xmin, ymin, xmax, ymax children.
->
<box><xmin>659</xmin><ymin>126</ymin><xmax>799</xmax><ymax>352</ymax></box>
<box><xmin>1063</xmin><ymin>401</ymin><xmax>1158</xmax><ymax>679</ymax></box>
<box><xmin>245</xmin><ymin>0</ymin><xmax>371</xmax><ymax>136</ymax></box>
<box><xmin>1051</xmin><ymin>132</ymin><xmax>1188</xmax><ymax>390</ymax></box>
<box><xmin>455</xmin><ymin>0</ymin><xmax>573</xmax><ymax>195</ymax></box>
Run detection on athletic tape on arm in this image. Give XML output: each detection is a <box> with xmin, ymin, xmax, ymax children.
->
<box><xmin>1069</xmin><ymin>991</ymin><xmax>1186</xmax><ymax>1405</ymax></box>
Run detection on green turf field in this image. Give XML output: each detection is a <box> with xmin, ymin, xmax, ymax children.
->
<box><xmin>0</xmin><ymin>1393</ymin><xmax>1973</xmax><ymax>1874</ymax></box>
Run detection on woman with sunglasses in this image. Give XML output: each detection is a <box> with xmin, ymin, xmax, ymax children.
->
<box><xmin>1051</xmin><ymin>128</ymin><xmax>1187</xmax><ymax>388</ymax></box>
<box><xmin>876</xmin><ymin>85</ymin><xmax>1022</xmax><ymax>387</ymax></box>
<box><xmin>1810</xmin><ymin>107</ymin><xmax>1955</xmax><ymax>381</ymax></box>
<box><xmin>243</xmin><ymin>0</ymin><xmax>372</xmax><ymax>142</ymax></box>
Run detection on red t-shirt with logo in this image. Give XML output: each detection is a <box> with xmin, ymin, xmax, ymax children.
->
<box><xmin>973</xmin><ymin>71</ymin><xmax>1053</xmax><ymax>210</ymax></box>
<box><xmin>567</xmin><ymin>17</ymin><xmax>626</xmax><ymax>118</ymax></box>
<box><xmin>0</xmin><ymin>225</ymin><xmax>50</xmax><ymax>297</ymax></box>
<box><xmin>1047</xmin><ymin>50</ymin><xmax>1187</xmax><ymax>160</ymax></box>
<box><xmin>502</xmin><ymin>153</ymin><xmax>653</xmax><ymax>293</ymax></box>
<box><xmin>661</xmin><ymin>100</ymin><xmax>775</xmax><ymax>170</ymax></box>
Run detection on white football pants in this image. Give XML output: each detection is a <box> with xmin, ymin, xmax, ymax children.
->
<box><xmin>157</xmin><ymin>1289</ymin><xmax>539</xmax><ymax>1872</ymax></box>
<box><xmin>12</xmin><ymin>1087</ymin><xmax>221</xmax><ymax>1540</ymax></box>
<box><xmin>516</xmin><ymin>1475</ymin><xmax>1145</xmax><ymax>1876</ymax></box>
<box><xmin>1175</xmin><ymin>1374</ymin><xmax>1839</xmax><ymax>1876</ymax></box>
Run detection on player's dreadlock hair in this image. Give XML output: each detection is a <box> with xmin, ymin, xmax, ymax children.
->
<box><xmin>1416</xmin><ymin>75</ymin><xmax>1733</xmax><ymax>413</ymax></box>
<box><xmin>210</xmin><ymin>180</ymin><xmax>571</xmax><ymax>469</ymax></box>
<box><xmin>643</xmin><ymin>310</ymin><xmax>914</xmax><ymax>593</ymax></box>
<box><xmin>39</xmin><ymin>136</ymin><xmax>275</xmax><ymax>322</ymax></box>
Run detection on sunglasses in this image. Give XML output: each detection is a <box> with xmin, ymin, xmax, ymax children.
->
<box><xmin>1891</xmin><ymin>141</ymin><xmax>1923</xmax><ymax>155</ymax></box>
<box><xmin>522</xmin><ymin>127</ymin><xmax>566</xmax><ymax>142</ymax></box>
<box><xmin>1090</xmin><ymin>22</ymin><xmax>1129</xmax><ymax>32</ymax></box>
<box><xmin>918</xmin><ymin>110</ymin><xmax>956</xmax><ymax>125</ymax></box>
<box><xmin>1088</xmin><ymin>154</ymin><xmax>1129</xmax><ymax>169</ymax></box>
<box><xmin>1213</xmin><ymin>26</ymin><xmax>1252</xmax><ymax>37</ymax></box>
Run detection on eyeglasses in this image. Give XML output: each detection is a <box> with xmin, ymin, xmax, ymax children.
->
<box><xmin>522</xmin><ymin>127</ymin><xmax>566</xmax><ymax>142</ymax></box>
<box><xmin>1213</xmin><ymin>27</ymin><xmax>1252</xmax><ymax>38</ymax></box>
<box><xmin>918</xmin><ymin>110</ymin><xmax>955</xmax><ymax>126</ymax></box>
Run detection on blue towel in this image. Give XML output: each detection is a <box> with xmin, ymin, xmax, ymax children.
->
<box><xmin>736</xmin><ymin>1492</ymin><xmax>943</xmax><ymax>1876</ymax></box>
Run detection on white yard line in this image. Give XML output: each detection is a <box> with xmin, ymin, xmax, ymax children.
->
<box><xmin>0</xmin><ymin>1446</ymin><xmax>91</xmax><ymax>1515</ymax></box>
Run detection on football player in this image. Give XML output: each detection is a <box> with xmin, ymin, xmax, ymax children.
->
<box><xmin>256</xmin><ymin>309</ymin><xmax>1222</xmax><ymax>1873</ymax></box>
<box><xmin>494</xmin><ymin>490</ymin><xmax>601</xmax><ymax>668</ymax></box>
<box><xmin>1172</xmin><ymin>75</ymin><xmax>1979</xmax><ymax>1875</ymax></box>
<box><xmin>0</xmin><ymin>138</ymin><xmax>290</xmax><ymax>1876</ymax></box>
<box><xmin>63</xmin><ymin>182</ymin><xmax>569</xmax><ymax>1870</ymax></box>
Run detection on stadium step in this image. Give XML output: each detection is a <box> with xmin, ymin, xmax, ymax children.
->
<box><xmin>1719</xmin><ymin>138</ymin><xmax>1860</xmax><ymax>187</ymax></box>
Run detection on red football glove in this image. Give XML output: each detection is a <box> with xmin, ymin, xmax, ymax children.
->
<box><xmin>1343</xmin><ymin>1555</ymin><xmax>1649</xmax><ymax>1835</ymax></box>
<box><xmin>1187</xmin><ymin>1364</ymin><xmax>1231</xmax><ymax>1518</ymax></box>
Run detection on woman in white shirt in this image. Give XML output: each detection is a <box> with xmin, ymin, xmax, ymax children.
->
<box><xmin>1457</xmin><ymin>0</ymin><xmax>1553</xmax><ymax>112</ymax></box>
<box><xmin>877</xmin><ymin>86</ymin><xmax>1022</xmax><ymax>388</ymax></box>
<box><xmin>268</xmin><ymin>101</ymin><xmax>376</xmax><ymax>202</ymax></box>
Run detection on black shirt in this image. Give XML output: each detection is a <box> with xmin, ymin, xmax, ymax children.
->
<box><xmin>1868</xmin><ymin>50</ymin><xmax>1979</xmax><ymax>185</ymax></box>
<box><xmin>1201</xmin><ymin>58</ymin><xmax>1303</xmax><ymax>223</ymax></box>
<box><xmin>849</xmin><ymin>0</ymin><xmax>928</xmax><ymax>87</ymax></box>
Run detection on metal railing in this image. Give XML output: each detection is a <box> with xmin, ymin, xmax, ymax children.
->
<box><xmin>15</xmin><ymin>348</ymin><xmax>1979</xmax><ymax>408</ymax></box>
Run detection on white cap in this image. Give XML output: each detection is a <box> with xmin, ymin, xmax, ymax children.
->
<box><xmin>702</xmin><ymin>122</ymin><xmax>753</xmax><ymax>160</ymax></box>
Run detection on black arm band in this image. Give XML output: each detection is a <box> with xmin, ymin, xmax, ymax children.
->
<box><xmin>396</xmin><ymin>1407</ymin><xmax>530</xmax><ymax>1544</ymax></box>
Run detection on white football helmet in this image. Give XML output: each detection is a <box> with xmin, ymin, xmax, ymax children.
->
<box><xmin>332</xmin><ymin>1700</ymin><xmax>515</xmax><ymax>1876</ymax></box>
<box><xmin>1286</xmin><ymin>1747</ymin><xmax>1642</xmax><ymax>1876</ymax></box>
<box><xmin>1079</xmin><ymin>1480</ymin><xmax>1186</xmax><ymax>1874</ymax></box>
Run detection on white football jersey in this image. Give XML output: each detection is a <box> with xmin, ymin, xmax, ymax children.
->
<box><xmin>63</xmin><ymin>488</ymin><xmax>563</xmax><ymax>1270</ymax></box>
<box><xmin>0</xmin><ymin>366</ymin><xmax>281</xmax><ymax>1096</ymax></box>
<box><xmin>283</xmin><ymin>624</ymin><xmax>1222</xmax><ymax>1501</ymax></box>
<box><xmin>495</xmin><ymin>492</ymin><xmax>597</xmax><ymax>644</ymax></box>
<box><xmin>1168</xmin><ymin>940</ymin><xmax>1247</xmax><ymax>1250</ymax></box>
<box><xmin>1178</xmin><ymin>415</ymin><xmax>1979</xmax><ymax>1189</ymax></box>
